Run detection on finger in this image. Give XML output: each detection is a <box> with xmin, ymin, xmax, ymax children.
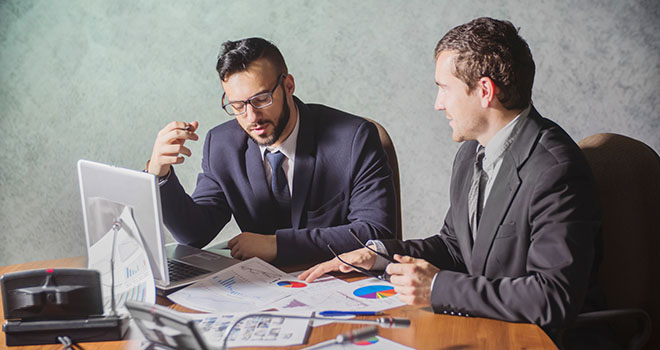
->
<box><xmin>297</xmin><ymin>265</ymin><xmax>318</xmax><ymax>280</ymax></box>
<box><xmin>393</xmin><ymin>254</ymin><xmax>416</xmax><ymax>264</ymax></box>
<box><xmin>160</xmin><ymin>121</ymin><xmax>189</xmax><ymax>136</ymax></box>
<box><xmin>228</xmin><ymin>234</ymin><xmax>241</xmax><ymax>248</ymax></box>
<box><xmin>163</xmin><ymin>129</ymin><xmax>199</xmax><ymax>143</ymax></box>
<box><xmin>155</xmin><ymin>155</ymin><xmax>185</xmax><ymax>165</ymax></box>
<box><xmin>301</xmin><ymin>261</ymin><xmax>337</xmax><ymax>282</ymax></box>
<box><xmin>159</xmin><ymin>144</ymin><xmax>192</xmax><ymax>157</ymax></box>
<box><xmin>230</xmin><ymin>245</ymin><xmax>243</xmax><ymax>260</ymax></box>
<box><xmin>386</xmin><ymin>262</ymin><xmax>410</xmax><ymax>276</ymax></box>
<box><xmin>388</xmin><ymin>274</ymin><xmax>411</xmax><ymax>287</ymax></box>
<box><xmin>393</xmin><ymin>284</ymin><xmax>415</xmax><ymax>296</ymax></box>
<box><xmin>188</xmin><ymin>121</ymin><xmax>199</xmax><ymax>132</ymax></box>
<box><xmin>397</xmin><ymin>294</ymin><xmax>414</xmax><ymax>305</ymax></box>
<box><xmin>300</xmin><ymin>266</ymin><xmax>325</xmax><ymax>282</ymax></box>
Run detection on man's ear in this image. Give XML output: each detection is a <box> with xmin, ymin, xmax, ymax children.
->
<box><xmin>478</xmin><ymin>77</ymin><xmax>497</xmax><ymax>108</ymax></box>
<box><xmin>284</xmin><ymin>74</ymin><xmax>295</xmax><ymax>95</ymax></box>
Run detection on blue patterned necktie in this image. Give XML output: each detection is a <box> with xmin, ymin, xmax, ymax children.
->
<box><xmin>468</xmin><ymin>146</ymin><xmax>486</xmax><ymax>240</ymax></box>
<box><xmin>265</xmin><ymin>150</ymin><xmax>291</xmax><ymax>227</ymax></box>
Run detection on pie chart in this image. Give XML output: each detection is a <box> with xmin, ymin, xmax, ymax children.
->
<box><xmin>353</xmin><ymin>285</ymin><xmax>396</xmax><ymax>299</ymax></box>
<box><xmin>354</xmin><ymin>336</ymin><xmax>379</xmax><ymax>345</ymax></box>
<box><xmin>277</xmin><ymin>281</ymin><xmax>307</xmax><ymax>288</ymax></box>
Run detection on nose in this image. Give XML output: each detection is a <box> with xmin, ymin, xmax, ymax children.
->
<box><xmin>434</xmin><ymin>90</ymin><xmax>445</xmax><ymax>111</ymax></box>
<box><xmin>244</xmin><ymin>103</ymin><xmax>259</xmax><ymax>123</ymax></box>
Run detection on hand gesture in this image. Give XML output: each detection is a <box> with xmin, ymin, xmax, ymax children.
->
<box><xmin>386</xmin><ymin>254</ymin><xmax>439</xmax><ymax>306</ymax></box>
<box><xmin>298</xmin><ymin>248</ymin><xmax>377</xmax><ymax>282</ymax></box>
<box><xmin>147</xmin><ymin>121</ymin><xmax>199</xmax><ymax>177</ymax></box>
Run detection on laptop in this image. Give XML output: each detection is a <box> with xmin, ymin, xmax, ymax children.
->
<box><xmin>77</xmin><ymin>159</ymin><xmax>239</xmax><ymax>293</ymax></box>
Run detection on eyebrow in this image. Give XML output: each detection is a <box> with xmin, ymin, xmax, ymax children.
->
<box><xmin>227</xmin><ymin>88</ymin><xmax>271</xmax><ymax>103</ymax></box>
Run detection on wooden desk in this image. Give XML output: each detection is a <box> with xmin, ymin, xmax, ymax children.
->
<box><xmin>1</xmin><ymin>257</ymin><xmax>557</xmax><ymax>349</ymax></box>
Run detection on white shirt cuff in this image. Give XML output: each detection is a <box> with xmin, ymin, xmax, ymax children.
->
<box><xmin>365</xmin><ymin>239</ymin><xmax>390</xmax><ymax>271</ymax></box>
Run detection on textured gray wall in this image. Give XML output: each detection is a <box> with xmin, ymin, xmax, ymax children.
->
<box><xmin>1</xmin><ymin>0</ymin><xmax>658</xmax><ymax>266</ymax></box>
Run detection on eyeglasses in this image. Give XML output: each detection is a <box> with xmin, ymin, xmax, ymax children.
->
<box><xmin>326</xmin><ymin>229</ymin><xmax>396</xmax><ymax>282</ymax></box>
<box><xmin>221</xmin><ymin>74</ymin><xmax>285</xmax><ymax>116</ymax></box>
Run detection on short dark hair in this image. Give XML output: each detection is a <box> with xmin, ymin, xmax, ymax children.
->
<box><xmin>216</xmin><ymin>37</ymin><xmax>288</xmax><ymax>81</ymax></box>
<box><xmin>434</xmin><ymin>17</ymin><xmax>535</xmax><ymax>110</ymax></box>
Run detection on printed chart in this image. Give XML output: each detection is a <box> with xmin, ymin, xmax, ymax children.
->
<box><xmin>353</xmin><ymin>285</ymin><xmax>397</xmax><ymax>299</ymax></box>
<box><xmin>277</xmin><ymin>281</ymin><xmax>307</xmax><ymax>288</ymax></box>
<box><xmin>168</xmin><ymin>258</ymin><xmax>307</xmax><ymax>313</ymax></box>
<box><xmin>321</xmin><ymin>336</ymin><xmax>414</xmax><ymax>349</ymax></box>
<box><xmin>354</xmin><ymin>337</ymin><xmax>379</xmax><ymax>345</ymax></box>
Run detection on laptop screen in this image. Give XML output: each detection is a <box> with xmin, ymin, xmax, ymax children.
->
<box><xmin>77</xmin><ymin>159</ymin><xmax>169</xmax><ymax>285</ymax></box>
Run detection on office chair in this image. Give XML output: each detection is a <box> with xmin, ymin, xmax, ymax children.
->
<box><xmin>566</xmin><ymin>133</ymin><xmax>660</xmax><ymax>349</ymax></box>
<box><xmin>365</xmin><ymin>118</ymin><xmax>402</xmax><ymax>241</ymax></box>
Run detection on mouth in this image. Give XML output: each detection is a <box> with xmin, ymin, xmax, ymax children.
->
<box><xmin>249</xmin><ymin>123</ymin><xmax>271</xmax><ymax>136</ymax></box>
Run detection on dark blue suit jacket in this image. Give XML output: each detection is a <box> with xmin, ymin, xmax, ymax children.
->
<box><xmin>160</xmin><ymin>97</ymin><xmax>396</xmax><ymax>265</ymax></box>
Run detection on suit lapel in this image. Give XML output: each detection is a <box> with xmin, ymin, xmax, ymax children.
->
<box><xmin>291</xmin><ymin>98</ymin><xmax>316</xmax><ymax>229</ymax></box>
<box><xmin>470</xmin><ymin>107</ymin><xmax>544</xmax><ymax>274</ymax></box>
<box><xmin>471</xmin><ymin>153</ymin><xmax>520</xmax><ymax>274</ymax></box>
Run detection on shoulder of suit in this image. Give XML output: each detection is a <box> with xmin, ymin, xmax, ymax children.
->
<box><xmin>205</xmin><ymin>119</ymin><xmax>247</xmax><ymax>145</ymax></box>
<box><xmin>525</xmin><ymin>113</ymin><xmax>588</xmax><ymax>169</ymax></box>
<box><xmin>302</xmin><ymin>102</ymin><xmax>369</xmax><ymax>129</ymax></box>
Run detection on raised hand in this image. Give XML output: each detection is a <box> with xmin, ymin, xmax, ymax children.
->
<box><xmin>147</xmin><ymin>121</ymin><xmax>199</xmax><ymax>177</ymax></box>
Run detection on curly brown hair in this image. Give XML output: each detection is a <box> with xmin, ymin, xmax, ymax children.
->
<box><xmin>434</xmin><ymin>17</ymin><xmax>535</xmax><ymax>110</ymax></box>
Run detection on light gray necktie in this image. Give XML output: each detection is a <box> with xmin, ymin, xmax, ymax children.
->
<box><xmin>468</xmin><ymin>146</ymin><xmax>486</xmax><ymax>240</ymax></box>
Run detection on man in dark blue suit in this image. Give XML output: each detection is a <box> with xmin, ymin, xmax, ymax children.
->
<box><xmin>146</xmin><ymin>38</ymin><xmax>396</xmax><ymax>265</ymax></box>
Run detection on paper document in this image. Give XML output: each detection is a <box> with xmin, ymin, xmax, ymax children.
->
<box><xmin>190</xmin><ymin>310</ymin><xmax>313</xmax><ymax>347</ymax></box>
<box><xmin>168</xmin><ymin>257</ymin><xmax>307</xmax><ymax>313</ymax></box>
<box><xmin>87</xmin><ymin>206</ymin><xmax>156</xmax><ymax>314</ymax></box>
<box><xmin>317</xmin><ymin>335</ymin><xmax>414</xmax><ymax>349</ymax></box>
<box><xmin>270</xmin><ymin>276</ymin><xmax>404</xmax><ymax>327</ymax></box>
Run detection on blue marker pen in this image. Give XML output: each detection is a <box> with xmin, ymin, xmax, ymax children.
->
<box><xmin>319</xmin><ymin>311</ymin><xmax>384</xmax><ymax>317</ymax></box>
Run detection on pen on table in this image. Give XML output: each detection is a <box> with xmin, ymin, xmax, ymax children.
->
<box><xmin>319</xmin><ymin>311</ymin><xmax>384</xmax><ymax>317</ymax></box>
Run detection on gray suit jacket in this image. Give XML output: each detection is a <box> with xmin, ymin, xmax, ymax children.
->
<box><xmin>382</xmin><ymin>107</ymin><xmax>602</xmax><ymax>329</ymax></box>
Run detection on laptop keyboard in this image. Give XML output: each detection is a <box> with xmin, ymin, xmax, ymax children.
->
<box><xmin>167</xmin><ymin>259</ymin><xmax>211</xmax><ymax>282</ymax></box>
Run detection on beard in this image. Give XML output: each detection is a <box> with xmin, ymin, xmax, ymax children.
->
<box><xmin>246</xmin><ymin>96</ymin><xmax>290</xmax><ymax>147</ymax></box>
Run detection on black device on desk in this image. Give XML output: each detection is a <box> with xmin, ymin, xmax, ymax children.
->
<box><xmin>125</xmin><ymin>300</ymin><xmax>210</xmax><ymax>350</ymax></box>
<box><xmin>1</xmin><ymin>268</ymin><xmax>128</xmax><ymax>346</ymax></box>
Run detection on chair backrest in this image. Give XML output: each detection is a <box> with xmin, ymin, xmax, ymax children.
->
<box><xmin>578</xmin><ymin>133</ymin><xmax>660</xmax><ymax>349</ymax></box>
<box><xmin>365</xmin><ymin>118</ymin><xmax>402</xmax><ymax>240</ymax></box>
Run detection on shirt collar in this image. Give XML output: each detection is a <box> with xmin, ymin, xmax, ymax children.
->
<box><xmin>260</xmin><ymin>104</ymin><xmax>300</xmax><ymax>162</ymax></box>
<box><xmin>480</xmin><ymin>105</ymin><xmax>531</xmax><ymax>169</ymax></box>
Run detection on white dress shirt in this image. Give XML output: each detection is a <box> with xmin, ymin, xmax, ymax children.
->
<box><xmin>476</xmin><ymin>105</ymin><xmax>530</xmax><ymax>212</ymax></box>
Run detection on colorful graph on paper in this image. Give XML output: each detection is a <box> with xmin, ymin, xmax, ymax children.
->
<box><xmin>277</xmin><ymin>281</ymin><xmax>307</xmax><ymax>288</ymax></box>
<box><xmin>353</xmin><ymin>285</ymin><xmax>397</xmax><ymax>299</ymax></box>
<box><xmin>354</xmin><ymin>336</ymin><xmax>379</xmax><ymax>345</ymax></box>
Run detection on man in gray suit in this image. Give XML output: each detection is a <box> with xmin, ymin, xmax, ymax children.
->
<box><xmin>301</xmin><ymin>17</ymin><xmax>603</xmax><ymax>335</ymax></box>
